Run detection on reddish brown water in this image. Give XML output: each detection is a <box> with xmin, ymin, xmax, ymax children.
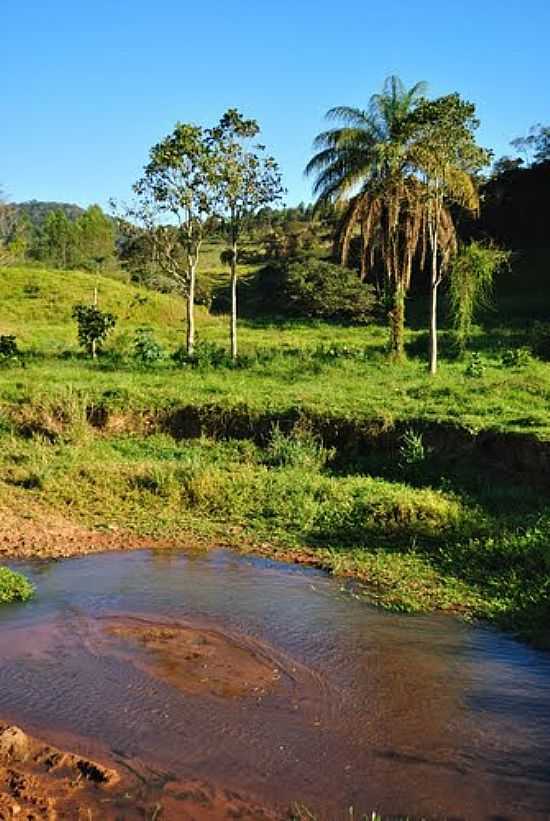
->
<box><xmin>1</xmin><ymin>548</ymin><xmax>550</xmax><ymax>819</ymax></box>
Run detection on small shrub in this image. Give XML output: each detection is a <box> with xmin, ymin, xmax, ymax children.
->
<box><xmin>399</xmin><ymin>429</ymin><xmax>426</xmax><ymax>467</ymax></box>
<box><xmin>0</xmin><ymin>567</ymin><xmax>35</xmax><ymax>604</ymax></box>
<box><xmin>0</xmin><ymin>335</ymin><xmax>19</xmax><ymax>359</ymax></box>
<box><xmin>501</xmin><ymin>347</ymin><xmax>532</xmax><ymax>369</ymax></box>
<box><xmin>71</xmin><ymin>303</ymin><xmax>117</xmax><ymax>357</ymax></box>
<box><xmin>465</xmin><ymin>352</ymin><xmax>486</xmax><ymax>378</ymax></box>
<box><xmin>263</xmin><ymin>425</ymin><xmax>334</xmax><ymax>471</ymax></box>
<box><xmin>133</xmin><ymin>327</ymin><xmax>165</xmax><ymax>365</ymax></box>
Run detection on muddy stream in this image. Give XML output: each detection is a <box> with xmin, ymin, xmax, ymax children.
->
<box><xmin>1</xmin><ymin>549</ymin><xmax>550</xmax><ymax>819</ymax></box>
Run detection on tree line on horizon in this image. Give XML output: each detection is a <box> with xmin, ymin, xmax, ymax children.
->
<box><xmin>1</xmin><ymin>77</ymin><xmax>549</xmax><ymax>372</ymax></box>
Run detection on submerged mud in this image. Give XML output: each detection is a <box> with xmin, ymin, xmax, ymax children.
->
<box><xmin>101</xmin><ymin>616</ymin><xmax>296</xmax><ymax>699</ymax></box>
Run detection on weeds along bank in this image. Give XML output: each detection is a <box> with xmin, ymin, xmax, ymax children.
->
<box><xmin>0</xmin><ymin>392</ymin><xmax>549</xmax><ymax>646</ymax></box>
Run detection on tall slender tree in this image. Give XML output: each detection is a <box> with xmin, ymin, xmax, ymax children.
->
<box><xmin>208</xmin><ymin>110</ymin><xmax>283</xmax><ymax>359</ymax></box>
<box><xmin>411</xmin><ymin>95</ymin><xmax>491</xmax><ymax>373</ymax></box>
<box><xmin>132</xmin><ymin>124</ymin><xmax>216</xmax><ymax>355</ymax></box>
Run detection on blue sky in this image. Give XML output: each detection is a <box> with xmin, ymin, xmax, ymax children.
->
<box><xmin>2</xmin><ymin>0</ymin><xmax>549</xmax><ymax>208</ymax></box>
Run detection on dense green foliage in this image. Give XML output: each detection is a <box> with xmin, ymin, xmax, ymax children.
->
<box><xmin>448</xmin><ymin>243</ymin><xmax>511</xmax><ymax>352</ymax></box>
<box><xmin>31</xmin><ymin>205</ymin><xmax>115</xmax><ymax>270</ymax></box>
<box><xmin>0</xmin><ymin>566</ymin><xmax>34</xmax><ymax>604</ymax></box>
<box><xmin>250</xmin><ymin>257</ymin><xmax>376</xmax><ymax>321</ymax></box>
<box><xmin>72</xmin><ymin>303</ymin><xmax>117</xmax><ymax>356</ymax></box>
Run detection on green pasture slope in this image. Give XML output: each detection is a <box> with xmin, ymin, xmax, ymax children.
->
<box><xmin>0</xmin><ymin>257</ymin><xmax>549</xmax><ymax>643</ymax></box>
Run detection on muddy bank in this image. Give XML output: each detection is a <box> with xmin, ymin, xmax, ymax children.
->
<box><xmin>0</xmin><ymin>501</ymin><xmax>183</xmax><ymax>560</ymax></box>
<box><xmin>160</xmin><ymin>405</ymin><xmax>550</xmax><ymax>486</ymax></box>
<box><xmin>0</xmin><ymin>723</ymin><xmax>285</xmax><ymax>820</ymax></box>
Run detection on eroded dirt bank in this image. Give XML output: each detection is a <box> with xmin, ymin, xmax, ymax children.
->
<box><xmin>0</xmin><ymin>723</ymin><xmax>286</xmax><ymax>820</ymax></box>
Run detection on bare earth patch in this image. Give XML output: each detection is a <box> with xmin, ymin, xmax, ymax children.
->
<box><xmin>0</xmin><ymin>500</ymin><xmax>181</xmax><ymax>560</ymax></box>
<box><xmin>0</xmin><ymin>724</ymin><xmax>285</xmax><ymax>820</ymax></box>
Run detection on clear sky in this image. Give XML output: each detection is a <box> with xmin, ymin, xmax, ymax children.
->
<box><xmin>2</xmin><ymin>0</ymin><xmax>549</xmax><ymax>209</ymax></box>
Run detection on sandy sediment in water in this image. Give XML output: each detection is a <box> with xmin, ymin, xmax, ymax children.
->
<box><xmin>102</xmin><ymin>616</ymin><xmax>287</xmax><ymax>699</ymax></box>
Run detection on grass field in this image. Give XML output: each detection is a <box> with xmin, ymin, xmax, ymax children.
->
<box><xmin>0</xmin><ymin>255</ymin><xmax>549</xmax><ymax>644</ymax></box>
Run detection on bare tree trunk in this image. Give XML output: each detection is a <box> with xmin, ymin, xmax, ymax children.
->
<box><xmin>229</xmin><ymin>243</ymin><xmax>238</xmax><ymax>360</ymax></box>
<box><xmin>429</xmin><ymin>232</ymin><xmax>439</xmax><ymax>376</ymax></box>
<box><xmin>92</xmin><ymin>284</ymin><xmax>98</xmax><ymax>360</ymax></box>
<box><xmin>187</xmin><ymin>262</ymin><xmax>196</xmax><ymax>356</ymax></box>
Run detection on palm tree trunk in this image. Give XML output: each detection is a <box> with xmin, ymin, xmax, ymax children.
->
<box><xmin>389</xmin><ymin>283</ymin><xmax>405</xmax><ymax>359</ymax></box>
<box><xmin>229</xmin><ymin>243</ymin><xmax>238</xmax><ymax>360</ymax></box>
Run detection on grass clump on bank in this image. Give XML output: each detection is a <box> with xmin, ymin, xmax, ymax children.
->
<box><xmin>0</xmin><ymin>567</ymin><xmax>34</xmax><ymax>604</ymax></box>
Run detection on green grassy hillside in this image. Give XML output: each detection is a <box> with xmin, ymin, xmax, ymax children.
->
<box><xmin>0</xmin><ymin>265</ymin><xmax>212</xmax><ymax>350</ymax></box>
<box><xmin>1</xmin><ymin>258</ymin><xmax>550</xmax><ymax>435</ymax></box>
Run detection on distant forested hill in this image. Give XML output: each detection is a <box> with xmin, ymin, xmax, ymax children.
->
<box><xmin>15</xmin><ymin>200</ymin><xmax>85</xmax><ymax>227</ymax></box>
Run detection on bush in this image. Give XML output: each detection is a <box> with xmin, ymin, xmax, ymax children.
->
<box><xmin>212</xmin><ymin>256</ymin><xmax>377</xmax><ymax>322</ymax></box>
<box><xmin>279</xmin><ymin>258</ymin><xmax>376</xmax><ymax>322</ymax></box>
<box><xmin>465</xmin><ymin>352</ymin><xmax>486</xmax><ymax>378</ymax></box>
<box><xmin>133</xmin><ymin>327</ymin><xmax>165</xmax><ymax>365</ymax></box>
<box><xmin>501</xmin><ymin>347</ymin><xmax>532</xmax><ymax>368</ymax></box>
<box><xmin>530</xmin><ymin>322</ymin><xmax>550</xmax><ymax>361</ymax></box>
<box><xmin>399</xmin><ymin>429</ymin><xmax>426</xmax><ymax>467</ymax></box>
<box><xmin>0</xmin><ymin>335</ymin><xmax>19</xmax><ymax>360</ymax></box>
<box><xmin>72</xmin><ymin>303</ymin><xmax>117</xmax><ymax>357</ymax></box>
<box><xmin>0</xmin><ymin>567</ymin><xmax>35</xmax><ymax>604</ymax></box>
<box><xmin>263</xmin><ymin>425</ymin><xmax>334</xmax><ymax>471</ymax></box>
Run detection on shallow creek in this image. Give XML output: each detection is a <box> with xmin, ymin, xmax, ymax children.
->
<box><xmin>1</xmin><ymin>548</ymin><xmax>550</xmax><ymax>819</ymax></box>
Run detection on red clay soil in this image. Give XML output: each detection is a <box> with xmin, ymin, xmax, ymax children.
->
<box><xmin>0</xmin><ymin>502</ymin><xmax>181</xmax><ymax>561</ymax></box>
<box><xmin>0</xmin><ymin>723</ymin><xmax>286</xmax><ymax>820</ymax></box>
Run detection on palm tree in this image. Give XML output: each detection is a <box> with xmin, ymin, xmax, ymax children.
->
<box><xmin>305</xmin><ymin>76</ymin><xmax>428</xmax><ymax>357</ymax></box>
